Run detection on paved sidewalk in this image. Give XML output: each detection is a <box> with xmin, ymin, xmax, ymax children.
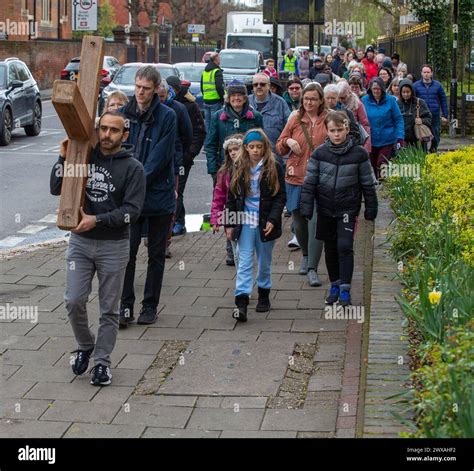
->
<box><xmin>0</xmin><ymin>218</ymin><xmax>370</xmax><ymax>438</ymax></box>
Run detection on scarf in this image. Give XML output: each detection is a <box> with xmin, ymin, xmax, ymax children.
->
<box><xmin>327</xmin><ymin>136</ymin><xmax>355</xmax><ymax>155</ymax></box>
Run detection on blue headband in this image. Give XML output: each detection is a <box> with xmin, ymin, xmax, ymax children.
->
<box><xmin>243</xmin><ymin>131</ymin><xmax>264</xmax><ymax>145</ymax></box>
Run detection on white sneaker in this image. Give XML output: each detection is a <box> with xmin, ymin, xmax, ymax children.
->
<box><xmin>288</xmin><ymin>234</ymin><xmax>300</xmax><ymax>249</ymax></box>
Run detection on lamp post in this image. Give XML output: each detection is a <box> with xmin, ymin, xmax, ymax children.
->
<box><xmin>449</xmin><ymin>0</ymin><xmax>458</xmax><ymax>137</ymax></box>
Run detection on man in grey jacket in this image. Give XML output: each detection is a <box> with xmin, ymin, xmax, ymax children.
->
<box><xmin>50</xmin><ymin>111</ymin><xmax>146</xmax><ymax>386</ymax></box>
<box><xmin>248</xmin><ymin>73</ymin><xmax>290</xmax><ymax>163</ymax></box>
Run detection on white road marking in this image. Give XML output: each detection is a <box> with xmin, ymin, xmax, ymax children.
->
<box><xmin>0</xmin><ymin>236</ymin><xmax>27</xmax><ymax>247</ymax></box>
<box><xmin>37</xmin><ymin>214</ymin><xmax>58</xmax><ymax>224</ymax></box>
<box><xmin>17</xmin><ymin>225</ymin><xmax>48</xmax><ymax>234</ymax></box>
<box><xmin>10</xmin><ymin>143</ymin><xmax>36</xmax><ymax>150</ymax></box>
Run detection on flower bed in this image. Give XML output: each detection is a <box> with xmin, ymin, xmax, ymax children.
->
<box><xmin>385</xmin><ymin>145</ymin><xmax>474</xmax><ymax>438</ymax></box>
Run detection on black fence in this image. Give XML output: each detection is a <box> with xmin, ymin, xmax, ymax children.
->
<box><xmin>395</xmin><ymin>33</ymin><xmax>428</xmax><ymax>82</ymax></box>
<box><xmin>377</xmin><ymin>36</ymin><xmax>393</xmax><ymax>57</ymax></box>
<box><xmin>171</xmin><ymin>43</ymin><xmax>217</xmax><ymax>64</ymax></box>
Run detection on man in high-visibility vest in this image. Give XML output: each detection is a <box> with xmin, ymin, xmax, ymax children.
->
<box><xmin>200</xmin><ymin>52</ymin><xmax>225</xmax><ymax>135</ymax></box>
<box><xmin>280</xmin><ymin>48</ymin><xmax>300</xmax><ymax>77</ymax></box>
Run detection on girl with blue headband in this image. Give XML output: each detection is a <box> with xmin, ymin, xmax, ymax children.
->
<box><xmin>224</xmin><ymin>129</ymin><xmax>286</xmax><ymax>322</ymax></box>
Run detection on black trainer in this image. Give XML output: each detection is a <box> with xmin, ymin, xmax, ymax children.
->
<box><xmin>90</xmin><ymin>364</ymin><xmax>112</xmax><ymax>386</ymax></box>
<box><xmin>119</xmin><ymin>305</ymin><xmax>134</xmax><ymax>329</ymax></box>
<box><xmin>71</xmin><ymin>348</ymin><xmax>94</xmax><ymax>376</ymax></box>
<box><xmin>225</xmin><ymin>252</ymin><xmax>235</xmax><ymax>266</ymax></box>
<box><xmin>137</xmin><ymin>306</ymin><xmax>158</xmax><ymax>325</ymax></box>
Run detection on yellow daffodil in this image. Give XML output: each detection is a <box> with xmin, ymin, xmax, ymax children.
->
<box><xmin>429</xmin><ymin>291</ymin><xmax>442</xmax><ymax>305</ymax></box>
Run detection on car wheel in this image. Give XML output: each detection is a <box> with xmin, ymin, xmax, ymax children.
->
<box><xmin>0</xmin><ymin>107</ymin><xmax>13</xmax><ymax>146</ymax></box>
<box><xmin>24</xmin><ymin>100</ymin><xmax>42</xmax><ymax>136</ymax></box>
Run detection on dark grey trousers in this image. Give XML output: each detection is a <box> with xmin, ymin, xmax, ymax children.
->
<box><xmin>64</xmin><ymin>233</ymin><xmax>130</xmax><ymax>367</ymax></box>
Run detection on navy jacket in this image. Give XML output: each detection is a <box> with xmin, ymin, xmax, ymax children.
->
<box><xmin>413</xmin><ymin>79</ymin><xmax>448</xmax><ymax>118</ymax></box>
<box><xmin>121</xmin><ymin>95</ymin><xmax>177</xmax><ymax>217</ymax></box>
<box><xmin>167</xmin><ymin>99</ymin><xmax>193</xmax><ymax>175</ymax></box>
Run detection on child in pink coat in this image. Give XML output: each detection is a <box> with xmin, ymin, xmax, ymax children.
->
<box><xmin>211</xmin><ymin>134</ymin><xmax>243</xmax><ymax>267</ymax></box>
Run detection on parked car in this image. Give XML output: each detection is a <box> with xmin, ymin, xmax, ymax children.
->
<box><xmin>99</xmin><ymin>62</ymin><xmax>180</xmax><ymax>114</ymax></box>
<box><xmin>60</xmin><ymin>55</ymin><xmax>121</xmax><ymax>91</ymax></box>
<box><xmin>219</xmin><ymin>49</ymin><xmax>265</xmax><ymax>90</ymax></box>
<box><xmin>174</xmin><ymin>62</ymin><xmax>205</xmax><ymax>111</ymax></box>
<box><xmin>0</xmin><ymin>57</ymin><xmax>41</xmax><ymax>146</ymax></box>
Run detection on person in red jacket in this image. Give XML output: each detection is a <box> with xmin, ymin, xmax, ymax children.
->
<box><xmin>362</xmin><ymin>46</ymin><xmax>379</xmax><ymax>82</ymax></box>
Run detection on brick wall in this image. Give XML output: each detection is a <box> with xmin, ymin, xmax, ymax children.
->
<box><xmin>0</xmin><ymin>40</ymin><xmax>128</xmax><ymax>89</ymax></box>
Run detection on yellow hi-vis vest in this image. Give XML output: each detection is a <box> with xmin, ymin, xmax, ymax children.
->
<box><xmin>202</xmin><ymin>68</ymin><xmax>220</xmax><ymax>101</ymax></box>
<box><xmin>283</xmin><ymin>55</ymin><xmax>297</xmax><ymax>73</ymax></box>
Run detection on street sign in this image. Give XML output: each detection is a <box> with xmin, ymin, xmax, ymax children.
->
<box><xmin>192</xmin><ymin>34</ymin><xmax>200</xmax><ymax>43</ymax></box>
<box><xmin>73</xmin><ymin>0</ymin><xmax>97</xmax><ymax>31</ymax></box>
<box><xmin>466</xmin><ymin>94</ymin><xmax>474</xmax><ymax>102</ymax></box>
<box><xmin>188</xmin><ymin>24</ymin><xmax>205</xmax><ymax>34</ymax></box>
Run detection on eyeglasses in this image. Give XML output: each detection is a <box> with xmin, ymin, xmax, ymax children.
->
<box><xmin>303</xmin><ymin>97</ymin><xmax>319</xmax><ymax>102</ymax></box>
<box><xmin>253</xmin><ymin>83</ymin><xmax>268</xmax><ymax>88</ymax></box>
<box><xmin>288</xmin><ymin>86</ymin><xmax>301</xmax><ymax>91</ymax></box>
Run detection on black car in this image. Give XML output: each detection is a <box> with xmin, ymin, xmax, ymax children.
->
<box><xmin>0</xmin><ymin>57</ymin><xmax>42</xmax><ymax>146</ymax></box>
<box><xmin>60</xmin><ymin>55</ymin><xmax>121</xmax><ymax>91</ymax></box>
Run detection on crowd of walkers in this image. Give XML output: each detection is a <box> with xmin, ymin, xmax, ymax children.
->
<box><xmin>49</xmin><ymin>46</ymin><xmax>449</xmax><ymax>386</ymax></box>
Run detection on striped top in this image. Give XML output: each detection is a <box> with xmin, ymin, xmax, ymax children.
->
<box><xmin>244</xmin><ymin>160</ymin><xmax>263</xmax><ymax>216</ymax></box>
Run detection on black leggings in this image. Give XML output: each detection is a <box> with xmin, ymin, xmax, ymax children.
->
<box><xmin>317</xmin><ymin>214</ymin><xmax>358</xmax><ymax>285</ymax></box>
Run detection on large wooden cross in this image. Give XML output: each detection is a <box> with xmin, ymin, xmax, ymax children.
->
<box><xmin>52</xmin><ymin>36</ymin><xmax>104</xmax><ymax>230</ymax></box>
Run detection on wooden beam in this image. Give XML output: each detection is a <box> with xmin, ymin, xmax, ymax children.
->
<box><xmin>54</xmin><ymin>35</ymin><xmax>104</xmax><ymax>230</ymax></box>
<box><xmin>52</xmin><ymin>80</ymin><xmax>95</xmax><ymax>141</ymax></box>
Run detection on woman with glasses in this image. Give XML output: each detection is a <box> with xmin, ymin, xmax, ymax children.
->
<box><xmin>276</xmin><ymin>83</ymin><xmax>328</xmax><ymax>287</ymax></box>
<box><xmin>283</xmin><ymin>77</ymin><xmax>303</xmax><ymax>112</ymax></box>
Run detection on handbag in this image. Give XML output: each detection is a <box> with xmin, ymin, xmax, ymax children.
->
<box><xmin>414</xmin><ymin>99</ymin><xmax>433</xmax><ymax>143</ymax></box>
<box><xmin>357</xmin><ymin>122</ymin><xmax>369</xmax><ymax>145</ymax></box>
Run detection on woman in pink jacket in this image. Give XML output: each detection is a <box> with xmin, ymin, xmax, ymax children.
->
<box><xmin>337</xmin><ymin>80</ymin><xmax>372</xmax><ymax>152</ymax></box>
<box><xmin>211</xmin><ymin>134</ymin><xmax>244</xmax><ymax>267</ymax></box>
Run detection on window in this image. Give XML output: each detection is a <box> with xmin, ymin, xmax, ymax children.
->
<box><xmin>42</xmin><ymin>0</ymin><xmax>51</xmax><ymax>22</ymax></box>
<box><xmin>15</xmin><ymin>62</ymin><xmax>30</xmax><ymax>82</ymax></box>
<box><xmin>8</xmin><ymin>64</ymin><xmax>19</xmax><ymax>85</ymax></box>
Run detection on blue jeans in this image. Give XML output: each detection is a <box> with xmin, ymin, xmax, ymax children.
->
<box><xmin>430</xmin><ymin>113</ymin><xmax>441</xmax><ymax>151</ymax></box>
<box><xmin>235</xmin><ymin>224</ymin><xmax>275</xmax><ymax>297</ymax></box>
<box><xmin>203</xmin><ymin>102</ymin><xmax>222</xmax><ymax>135</ymax></box>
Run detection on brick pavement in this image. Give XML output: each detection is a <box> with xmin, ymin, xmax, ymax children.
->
<box><xmin>0</xmin><ymin>215</ymin><xmax>372</xmax><ymax>438</ymax></box>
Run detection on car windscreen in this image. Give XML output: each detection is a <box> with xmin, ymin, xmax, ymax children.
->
<box><xmin>220</xmin><ymin>52</ymin><xmax>258</xmax><ymax>69</ymax></box>
<box><xmin>176</xmin><ymin>66</ymin><xmax>204</xmax><ymax>82</ymax></box>
<box><xmin>113</xmin><ymin>66</ymin><xmax>177</xmax><ymax>84</ymax></box>
<box><xmin>65</xmin><ymin>59</ymin><xmax>80</xmax><ymax>71</ymax></box>
<box><xmin>227</xmin><ymin>35</ymin><xmax>271</xmax><ymax>56</ymax></box>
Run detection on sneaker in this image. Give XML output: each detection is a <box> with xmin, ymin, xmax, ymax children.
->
<box><xmin>137</xmin><ymin>306</ymin><xmax>158</xmax><ymax>325</ymax></box>
<box><xmin>299</xmin><ymin>255</ymin><xmax>308</xmax><ymax>275</ymax></box>
<box><xmin>165</xmin><ymin>247</ymin><xmax>172</xmax><ymax>258</ymax></box>
<box><xmin>119</xmin><ymin>305</ymin><xmax>134</xmax><ymax>329</ymax></box>
<box><xmin>339</xmin><ymin>289</ymin><xmax>352</xmax><ymax>307</ymax></box>
<box><xmin>288</xmin><ymin>234</ymin><xmax>300</xmax><ymax>249</ymax></box>
<box><xmin>325</xmin><ymin>285</ymin><xmax>340</xmax><ymax>305</ymax></box>
<box><xmin>226</xmin><ymin>252</ymin><xmax>235</xmax><ymax>266</ymax></box>
<box><xmin>71</xmin><ymin>348</ymin><xmax>94</xmax><ymax>376</ymax></box>
<box><xmin>90</xmin><ymin>364</ymin><xmax>112</xmax><ymax>386</ymax></box>
<box><xmin>307</xmin><ymin>269</ymin><xmax>322</xmax><ymax>287</ymax></box>
<box><xmin>172</xmin><ymin>223</ymin><xmax>186</xmax><ymax>236</ymax></box>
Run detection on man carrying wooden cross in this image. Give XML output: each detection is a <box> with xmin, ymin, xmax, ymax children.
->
<box><xmin>118</xmin><ymin>66</ymin><xmax>177</xmax><ymax>327</ymax></box>
<box><xmin>50</xmin><ymin>111</ymin><xmax>146</xmax><ymax>386</ymax></box>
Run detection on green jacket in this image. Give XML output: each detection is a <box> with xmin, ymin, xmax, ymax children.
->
<box><xmin>204</xmin><ymin>102</ymin><xmax>263</xmax><ymax>175</ymax></box>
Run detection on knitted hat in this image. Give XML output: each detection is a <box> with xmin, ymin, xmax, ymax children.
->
<box><xmin>226</xmin><ymin>80</ymin><xmax>248</xmax><ymax>97</ymax></box>
<box><xmin>313</xmin><ymin>55</ymin><xmax>323</xmax><ymax>63</ymax></box>
<box><xmin>366</xmin><ymin>46</ymin><xmax>375</xmax><ymax>53</ymax></box>
<box><xmin>166</xmin><ymin>75</ymin><xmax>182</xmax><ymax>93</ymax></box>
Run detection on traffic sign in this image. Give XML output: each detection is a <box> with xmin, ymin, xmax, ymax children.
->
<box><xmin>466</xmin><ymin>94</ymin><xmax>474</xmax><ymax>102</ymax></box>
<box><xmin>188</xmin><ymin>24</ymin><xmax>205</xmax><ymax>34</ymax></box>
<box><xmin>192</xmin><ymin>34</ymin><xmax>200</xmax><ymax>43</ymax></box>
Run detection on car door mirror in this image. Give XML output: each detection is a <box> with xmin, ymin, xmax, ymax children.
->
<box><xmin>10</xmin><ymin>80</ymin><xmax>23</xmax><ymax>89</ymax></box>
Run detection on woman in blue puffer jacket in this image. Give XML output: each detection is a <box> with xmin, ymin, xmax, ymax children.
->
<box><xmin>362</xmin><ymin>77</ymin><xmax>404</xmax><ymax>178</ymax></box>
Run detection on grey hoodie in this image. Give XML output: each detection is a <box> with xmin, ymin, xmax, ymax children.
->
<box><xmin>50</xmin><ymin>144</ymin><xmax>146</xmax><ymax>240</ymax></box>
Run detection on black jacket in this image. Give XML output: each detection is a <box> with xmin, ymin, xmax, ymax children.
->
<box><xmin>50</xmin><ymin>144</ymin><xmax>146</xmax><ymax>240</ymax></box>
<box><xmin>225</xmin><ymin>162</ymin><xmax>287</xmax><ymax>242</ymax></box>
<box><xmin>166</xmin><ymin>99</ymin><xmax>193</xmax><ymax>174</ymax></box>
<box><xmin>120</xmin><ymin>95</ymin><xmax>177</xmax><ymax>217</ymax></box>
<box><xmin>398</xmin><ymin>79</ymin><xmax>432</xmax><ymax>144</ymax></box>
<box><xmin>300</xmin><ymin>139</ymin><xmax>378</xmax><ymax>221</ymax></box>
<box><xmin>175</xmin><ymin>85</ymin><xmax>207</xmax><ymax>167</ymax></box>
<box><xmin>200</xmin><ymin>61</ymin><xmax>225</xmax><ymax>104</ymax></box>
